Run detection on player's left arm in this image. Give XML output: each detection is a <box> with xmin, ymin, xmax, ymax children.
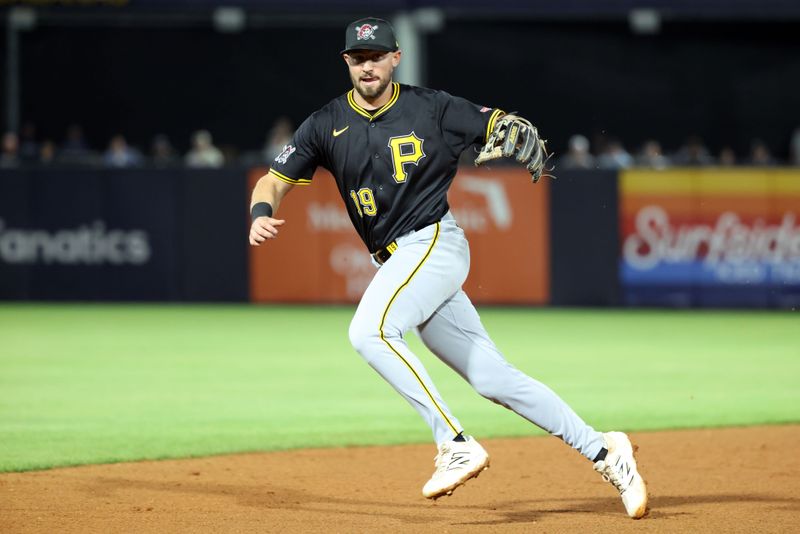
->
<box><xmin>438</xmin><ymin>92</ymin><xmax>550</xmax><ymax>182</ymax></box>
<box><xmin>438</xmin><ymin>92</ymin><xmax>505</xmax><ymax>156</ymax></box>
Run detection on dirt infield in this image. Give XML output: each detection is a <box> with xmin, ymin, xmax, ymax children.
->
<box><xmin>2</xmin><ymin>425</ymin><xmax>798</xmax><ymax>533</ymax></box>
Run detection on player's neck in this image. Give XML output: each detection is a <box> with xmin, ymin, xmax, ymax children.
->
<box><xmin>353</xmin><ymin>82</ymin><xmax>394</xmax><ymax>110</ymax></box>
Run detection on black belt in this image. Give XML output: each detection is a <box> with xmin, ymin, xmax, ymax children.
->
<box><xmin>372</xmin><ymin>240</ymin><xmax>398</xmax><ymax>265</ymax></box>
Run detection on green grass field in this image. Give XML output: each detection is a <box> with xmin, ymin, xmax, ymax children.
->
<box><xmin>1</xmin><ymin>304</ymin><xmax>798</xmax><ymax>473</ymax></box>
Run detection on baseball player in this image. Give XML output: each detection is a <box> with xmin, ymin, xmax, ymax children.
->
<box><xmin>249</xmin><ymin>17</ymin><xmax>648</xmax><ymax>519</ymax></box>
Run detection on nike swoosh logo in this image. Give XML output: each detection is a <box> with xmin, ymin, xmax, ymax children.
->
<box><xmin>333</xmin><ymin>126</ymin><xmax>349</xmax><ymax>137</ymax></box>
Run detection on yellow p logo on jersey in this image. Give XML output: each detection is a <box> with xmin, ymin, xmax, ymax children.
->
<box><xmin>387</xmin><ymin>132</ymin><xmax>426</xmax><ymax>184</ymax></box>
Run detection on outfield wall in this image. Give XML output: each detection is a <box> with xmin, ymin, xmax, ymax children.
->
<box><xmin>247</xmin><ymin>166</ymin><xmax>550</xmax><ymax>305</ymax></box>
<box><xmin>1</xmin><ymin>167</ymin><xmax>798</xmax><ymax>307</ymax></box>
<box><xmin>0</xmin><ymin>169</ymin><xmax>249</xmax><ymax>301</ymax></box>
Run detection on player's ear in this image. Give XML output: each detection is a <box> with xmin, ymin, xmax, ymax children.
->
<box><xmin>391</xmin><ymin>50</ymin><xmax>402</xmax><ymax>67</ymax></box>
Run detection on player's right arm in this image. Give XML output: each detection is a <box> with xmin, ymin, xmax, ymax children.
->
<box><xmin>248</xmin><ymin>170</ymin><xmax>294</xmax><ymax>246</ymax></box>
<box><xmin>249</xmin><ymin>114</ymin><xmax>321</xmax><ymax>246</ymax></box>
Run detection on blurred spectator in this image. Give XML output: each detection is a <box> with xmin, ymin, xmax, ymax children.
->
<box><xmin>791</xmin><ymin>128</ymin><xmax>800</xmax><ymax>166</ymax></box>
<box><xmin>220</xmin><ymin>144</ymin><xmax>240</xmax><ymax>167</ymax></box>
<box><xmin>59</xmin><ymin>124</ymin><xmax>97</xmax><ymax>165</ymax></box>
<box><xmin>104</xmin><ymin>135</ymin><xmax>143</xmax><ymax>168</ymax></box>
<box><xmin>596</xmin><ymin>138</ymin><xmax>633</xmax><ymax>169</ymax></box>
<box><xmin>673</xmin><ymin>135</ymin><xmax>715</xmax><ymax>166</ymax></box>
<box><xmin>557</xmin><ymin>134</ymin><xmax>595</xmax><ymax>170</ymax></box>
<box><xmin>19</xmin><ymin>121</ymin><xmax>796</xmax><ymax>169</ymax></box>
<box><xmin>150</xmin><ymin>134</ymin><xmax>179</xmax><ymax>167</ymax></box>
<box><xmin>185</xmin><ymin>129</ymin><xmax>224</xmax><ymax>168</ymax></box>
<box><xmin>718</xmin><ymin>146</ymin><xmax>737</xmax><ymax>166</ymax></box>
<box><xmin>40</xmin><ymin>140</ymin><xmax>57</xmax><ymax>165</ymax></box>
<box><xmin>62</xmin><ymin>124</ymin><xmax>88</xmax><ymax>151</ymax></box>
<box><xmin>264</xmin><ymin>116</ymin><xmax>295</xmax><ymax>162</ymax></box>
<box><xmin>635</xmin><ymin>140</ymin><xmax>670</xmax><ymax>169</ymax></box>
<box><xmin>747</xmin><ymin>139</ymin><xmax>776</xmax><ymax>166</ymax></box>
<box><xmin>240</xmin><ymin>116</ymin><xmax>296</xmax><ymax>166</ymax></box>
<box><xmin>1</xmin><ymin>132</ymin><xmax>20</xmax><ymax>168</ymax></box>
<box><xmin>19</xmin><ymin>122</ymin><xmax>39</xmax><ymax>162</ymax></box>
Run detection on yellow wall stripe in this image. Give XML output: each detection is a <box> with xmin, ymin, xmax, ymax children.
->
<box><xmin>621</xmin><ymin>169</ymin><xmax>800</xmax><ymax>195</ymax></box>
<box><xmin>485</xmin><ymin>108</ymin><xmax>504</xmax><ymax>143</ymax></box>
<box><xmin>270</xmin><ymin>169</ymin><xmax>312</xmax><ymax>186</ymax></box>
<box><xmin>378</xmin><ymin>223</ymin><xmax>460</xmax><ymax>437</ymax></box>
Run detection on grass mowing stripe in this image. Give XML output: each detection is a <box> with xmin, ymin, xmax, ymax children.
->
<box><xmin>0</xmin><ymin>304</ymin><xmax>798</xmax><ymax>472</ymax></box>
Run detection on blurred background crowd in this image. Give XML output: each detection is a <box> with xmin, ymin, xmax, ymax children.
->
<box><xmin>555</xmin><ymin>130</ymin><xmax>800</xmax><ymax>170</ymax></box>
<box><xmin>3</xmin><ymin>119</ymin><xmax>800</xmax><ymax>170</ymax></box>
<box><xmin>1</xmin><ymin>3</ymin><xmax>798</xmax><ymax>173</ymax></box>
<box><xmin>0</xmin><ymin>117</ymin><xmax>295</xmax><ymax>169</ymax></box>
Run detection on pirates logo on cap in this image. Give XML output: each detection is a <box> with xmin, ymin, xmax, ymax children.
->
<box><xmin>355</xmin><ymin>23</ymin><xmax>378</xmax><ymax>41</ymax></box>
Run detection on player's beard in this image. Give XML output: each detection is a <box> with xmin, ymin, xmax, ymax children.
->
<box><xmin>352</xmin><ymin>72</ymin><xmax>392</xmax><ymax>102</ymax></box>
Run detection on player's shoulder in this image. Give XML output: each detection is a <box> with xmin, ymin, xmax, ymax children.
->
<box><xmin>303</xmin><ymin>102</ymin><xmax>335</xmax><ymax>126</ymax></box>
<box><xmin>319</xmin><ymin>93</ymin><xmax>349</xmax><ymax>115</ymax></box>
<box><xmin>398</xmin><ymin>83</ymin><xmax>450</xmax><ymax>101</ymax></box>
<box><xmin>396</xmin><ymin>85</ymin><xmax>459</xmax><ymax>119</ymax></box>
<box><xmin>401</xmin><ymin>85</ymin><xmax>472</xmax><ymax>116</ymax></box>
<box><xmin>301</xmin><ymin>93</ymin><xmax>354</xmax><ymax>128</ymax></box>
<box><xmin>292</xmin><ymin>98</ymin><xmax>342</xmax><ymax>139</ymax></box>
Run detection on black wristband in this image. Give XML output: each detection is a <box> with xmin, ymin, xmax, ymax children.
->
<box><xmin>251</xmin><ymin>202</ymin><xmax>273</xmax><ymax>222</ymax></box>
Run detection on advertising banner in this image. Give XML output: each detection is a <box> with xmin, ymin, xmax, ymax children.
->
<box><xmin>620</xmin><ymin>169</ymin><xmax>800</xmax><ymax>307</ymax></box>
<box><xmin>0</xmin><ymin>169</ymin><xmax>248</xmax><ymax>301</ymax></box>
<box><xmin>249</xmin><ymin>166</ymin><xmax>549</xmax><ymax>304</ymax></box>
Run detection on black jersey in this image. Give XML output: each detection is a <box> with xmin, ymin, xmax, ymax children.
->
<box><xmin>269</xmin><ymin>83</ymin><xmax>503</xmax><ymax>253</ymax></box>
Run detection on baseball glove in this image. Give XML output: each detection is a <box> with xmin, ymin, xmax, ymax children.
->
<box><xmin>474</xmin><ymin>114</ymin><xmax>552</xmax><ymax>183</ymax></box>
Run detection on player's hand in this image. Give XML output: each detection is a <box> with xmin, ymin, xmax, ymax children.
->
<box><xmin>249</xmin><ymin>217</ymin><xmax>286</xmax><ymax>246</ymax></box>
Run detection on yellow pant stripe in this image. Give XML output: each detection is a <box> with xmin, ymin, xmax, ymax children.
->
<box><xmin>378</xmin><ymin>223</ymin><xmax>459</xmax><ymax>436</ymax></box>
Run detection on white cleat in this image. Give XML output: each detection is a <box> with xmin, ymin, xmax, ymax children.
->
<box><xmin>422</xmin><ymin>436</ymin><xmax>490</xmax><ymax>499</ymax></box>
<box><xmin>594</xmin><ymin>431</ymin><xmax>649</xmax><ymax>519</ymax></box>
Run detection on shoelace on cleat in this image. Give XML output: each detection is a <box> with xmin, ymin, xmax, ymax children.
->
<box><xmin>432</xmin><ymin>444</ymin><xmax>451</xmax><ymax>475</ymax></box>
<box><xmin>596</xmin><ymin>459</ymin><xmax>632</xmax><ymax>494</ymax></box>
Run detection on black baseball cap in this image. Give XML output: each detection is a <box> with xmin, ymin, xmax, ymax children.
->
<box><xmin>340</xmin><ymin>17</ymin><xmax>400</xmax><ymax>55</ymax></box>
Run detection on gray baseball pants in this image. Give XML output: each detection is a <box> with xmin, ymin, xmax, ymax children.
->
<box><xmin>348</xmin><ymin>212</ymin><xmax>605</xmax><ymax>461</ymax></box>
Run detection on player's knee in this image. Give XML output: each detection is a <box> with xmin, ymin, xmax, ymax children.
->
<box><xmin>348</xmin><ymin>318</ymin><xmax>379</xmax><ymax>356</ymax></box>
<box><xmin>469</xmin><ymin>367</ymin><xmax>515</xmax><ymax>404</ymax></box>
<box><xmin>470</xmin><ymin>375</ymin><xmax>503</xmax><ymax>402</ymax></box>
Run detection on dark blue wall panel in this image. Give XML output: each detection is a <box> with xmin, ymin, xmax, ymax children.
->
<box><xmin>0</xmin><ymin>169</ymin><xmax>248</xmax><ymax>301</ymax></box>
<box><xmin>549</xmin><ymin>170</ymin><xmax>620</xmax><ymax>306</ymax></box>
